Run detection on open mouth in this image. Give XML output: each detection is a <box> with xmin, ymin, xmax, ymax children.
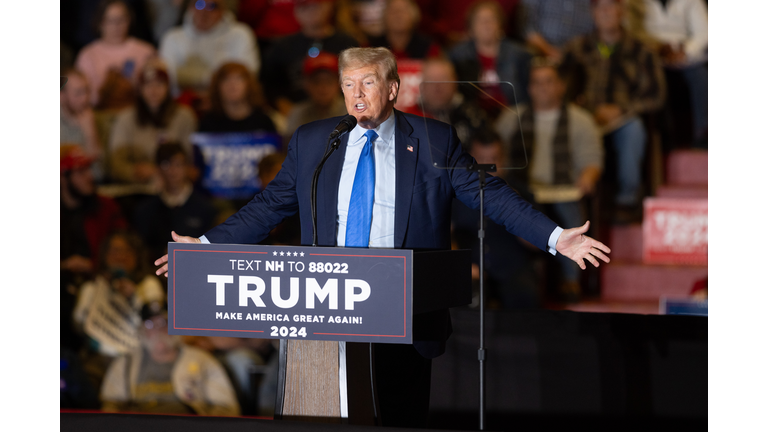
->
<box><xmin>354</xmin><ymin>103</ymin><xmax>366</xmax><ymax>112</ymax></box>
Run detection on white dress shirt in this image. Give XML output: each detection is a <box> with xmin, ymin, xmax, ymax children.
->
<box><xmin>336</xmin><ymin>111</ymin><xmax>397</xmax><ymax>248</ymax></box>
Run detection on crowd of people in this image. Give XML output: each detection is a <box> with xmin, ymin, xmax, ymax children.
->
<box><xmin>60</xmin><ymin>0</ymin><xmax>708</xmax><ymax>416</ymax></box>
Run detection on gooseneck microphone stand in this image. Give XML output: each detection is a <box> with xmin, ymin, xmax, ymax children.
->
<box><xmin>311</xmin><ymin>136</ymin><xmax>343</xmax><ymax>247</ymax></box>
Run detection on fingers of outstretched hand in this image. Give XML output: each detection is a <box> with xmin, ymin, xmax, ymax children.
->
<box><xmin>590</xmin><ymin>247</ymin><xmax>610</xmax><ymax>264</ymax></box>
<box><xmin>154</xmin><ymin>254</ymin><xmax>168</xmax><ymax>266</ymax></box>
<box><xmin>591</xmin><ymin>239</ymin><xmax>611</xmax><ymax>254</ymax></box>
<box><xmin>584</xmin><ymin>253</ymin><xmax>600</xmax><ymax>268</ymax></box>
<box><xmin>155</xmin><ymin>264</ymin><xmax>168</xmax><ymax>277</ymax></box>
<box><xmin>576</xmin><ymin>257</ymin><xmax>587</xmax><ymax>270</ymax></box>
<box><xmin>154</xmin><ymin>254</ymin><xmax>169</xmax><ymax>277</ymax></box>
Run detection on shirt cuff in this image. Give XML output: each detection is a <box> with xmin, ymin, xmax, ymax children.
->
<box><xmin>547</xmin><ymin>226</ymin><xmax>564</xmax><ymax>256</ymax></box>
<box><xmin>199</xmin><ymin>235</ymin><xmax>210</xmax><ymax>244</ymax></box>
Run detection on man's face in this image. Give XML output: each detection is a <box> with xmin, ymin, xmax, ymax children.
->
<box><xmin>528</xmin><ymin>67</ymin><xmax>564</xmax><ymax>109</ymax></box>
<box><xmin>191</xmin><ymin>0</ymin><xmax>224</xmax><ymax>32</ymax></box>
<box><xmin>592</xmin><ymin>0</ymin><xmax>623</xmax><ymax>33</ymax></box>
<box><xmin>159</xmin><ymin>153</ymin><xmax>188</xmax><ymax>191</ymax></box>
<box><xmin>420</xmin><ymin>61</ymin><xmax>457</xmax><ymax>112</ymax></box>
<box><xmin>341</xmin><ymin>64</ymin><xmax>398</xmax><ymax>129</ymax></box>
<box><xmin>471</xmin><ymin>6</ymin><xmax>501</xmax><ymax>44</ymax></box>
<box><xmin>305</xmin><ymin>70</ymin><xmax>340</xmax><ymax>108</ymax></box>
<box><xmin>61</xmin><ymin>75</ymin><xmax>90</xmax><ymax>114</ymax></box>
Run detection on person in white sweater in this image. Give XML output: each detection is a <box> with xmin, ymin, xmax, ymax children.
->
<box><xmin>627</xmin><ymin>0</ymin><xmax>708</xmax><ymax>148</ymax></box>
<box><xmin>158</xmin><ymin>0</ymin><xmax>259</xmax><ymax>98</ymax></box>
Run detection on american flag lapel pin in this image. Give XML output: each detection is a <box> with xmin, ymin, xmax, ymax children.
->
<box><xmin>406</xmin><ymin>145</ymin><xmax>413</xmax><ymax>152</ymax></box>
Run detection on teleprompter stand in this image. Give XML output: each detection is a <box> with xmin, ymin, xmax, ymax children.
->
<box><xmin>466</xmin><ymin>163</ymin><xmax>496</xmax><ymax>431</ymax></box>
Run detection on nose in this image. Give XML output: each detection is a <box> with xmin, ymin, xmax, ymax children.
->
<box><xmin>352</xmin><ymin>82</ymin><xmax>363</xmax><ymax>98</ymax></box>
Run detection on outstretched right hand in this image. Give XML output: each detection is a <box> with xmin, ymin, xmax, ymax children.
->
<box><xmin>154</xmin><ymin>231</ymin><xmax>201</xmax><ymax>277</ymax></box>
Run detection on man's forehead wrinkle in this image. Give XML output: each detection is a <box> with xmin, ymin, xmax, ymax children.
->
<box><xmin>342</xmin><ymin>71</ymin><xmax>379</xmax><ymax>82</ymax></box>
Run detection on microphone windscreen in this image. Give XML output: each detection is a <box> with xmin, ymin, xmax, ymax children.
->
<box><xmin>341</xmin><ymin>115</ymin><xmax>357</xmax><ymax>128</ymax></box>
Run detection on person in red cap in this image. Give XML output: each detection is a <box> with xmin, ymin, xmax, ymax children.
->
<box><xmin>61</xmin><ymin>146</ymin><xmax>128</xmax><ymax>277</ymax></box>
<box><xmin>108</xmin><ymin>60</ymin><xmax>197</xmax><ymax>186</ymax></box>
<box><xmin>284</xmin><ymin>51</ymin><xmax>348</xmax><ymax>139</ymax></box>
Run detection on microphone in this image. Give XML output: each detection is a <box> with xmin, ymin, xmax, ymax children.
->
<box><xmin>328</xmin><ymin>115</ymin><xmax>357</xmax><ymax>140</ymax></box>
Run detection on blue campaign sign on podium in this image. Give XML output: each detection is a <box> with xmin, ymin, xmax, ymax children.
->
<box><xmin>167</xmin><ymin>242</ymin><xmax>413</xmax><ymax>344</ymax></box>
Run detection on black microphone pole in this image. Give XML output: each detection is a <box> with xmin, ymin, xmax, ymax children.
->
<box><xmin>311</xmin><ymin>115</ymin><xmax>356</xmax><ymax>246</ymax></box>
<box><xmin>311</xmin><ymin>137</ymin><xmax>342</xmax><ymax>247</ymax></box>
<box><xmin>465</xmin><ymin>162</ymin><xmax>496</xmax><ymax>431</ymax></box>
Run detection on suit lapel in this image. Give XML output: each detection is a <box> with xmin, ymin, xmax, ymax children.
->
<box><xmin>320</xmin><ymin>134</ymin><xmax>350</xmax><ymax>246</ymax></box>
<box><xmin>394</xmin><ymin>110</ymin><xmax>418</xmax><ymax>248</ymax></box>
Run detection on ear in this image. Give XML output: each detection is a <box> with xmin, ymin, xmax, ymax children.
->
<box><xmin>389</xmin><ymin>81</ymin><xmax>399</xmax><ymax>101</ymax></box>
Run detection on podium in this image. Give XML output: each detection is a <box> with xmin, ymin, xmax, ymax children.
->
<box><xmin>167</xmin><ymin>243</ymin><xmax>471</xmax><ymax>425</ymax></box>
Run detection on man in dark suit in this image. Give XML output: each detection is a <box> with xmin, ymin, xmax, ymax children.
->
<box><xmin>155</xmin><ymin>47</ymin><xmax>610</xmax><ymax>426</ymax></box>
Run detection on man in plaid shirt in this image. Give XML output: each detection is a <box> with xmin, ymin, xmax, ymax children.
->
<box><xmin>559</xmin><ymin>0</ymin><xmax>665</xmax><ymax>220</ymax></box>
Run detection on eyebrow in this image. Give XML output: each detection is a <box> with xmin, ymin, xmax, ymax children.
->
<box><xmin>342</xmin><ymin>73</ymin><xmax>378</xmax><ymax>81</ymax></box>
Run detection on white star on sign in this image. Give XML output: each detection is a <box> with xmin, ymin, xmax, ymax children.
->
<box><xmin>293</xmin><ymin>252</ymin><xmax>298</xmax><ymax>257</ymax></box>
<box><xmin>280</xmin><ymin>251</ymin><xmax>284</xmax><ymax>256</ymax></box>
<box><xmin>273</xmin><ymin>251</ymin><xmax>277</xmax><ymax>256</ymax></box>
<box><xmin>299</xmin><ymin>252</ymin><xmax>305</xmax><ymax>257</ymax></box>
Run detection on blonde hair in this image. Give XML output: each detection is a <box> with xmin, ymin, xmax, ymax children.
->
<box><xmin>338</xmin><ymin>47</ymin><xmax>400</xmax><ymax>88</ymax></box>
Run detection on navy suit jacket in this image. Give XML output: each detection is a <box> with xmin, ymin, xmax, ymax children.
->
<box><xmin>204</xmin><ymin>109</ymin><xmax>558</xmax><ymax>357</ymax></box>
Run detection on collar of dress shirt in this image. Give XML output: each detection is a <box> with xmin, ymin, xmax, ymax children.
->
<box><xmin>346</xmin><ymin>110</ymin><xmax>396</xmax><ymax>148</ymax></box>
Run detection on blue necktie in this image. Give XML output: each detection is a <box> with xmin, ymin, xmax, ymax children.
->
<box><xmin>345</xmin><ymin>129</ymin><xmax>378</xmax><ymax>247</ymax></box>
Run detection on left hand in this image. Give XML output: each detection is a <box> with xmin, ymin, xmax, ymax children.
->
<box><xmin>154</xmin><ymin>231</ymin><xmax>201</xmax><ymax>277</ymax></box>
<box><xmin>594</xmin><ymin>104</ymin><xmax>623</xmax><ymax>126</ymax></box>
<box><xmin>555</xmin><ymin>221</ymin><xmax>611</xmax><ymax>270</ymax></box>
